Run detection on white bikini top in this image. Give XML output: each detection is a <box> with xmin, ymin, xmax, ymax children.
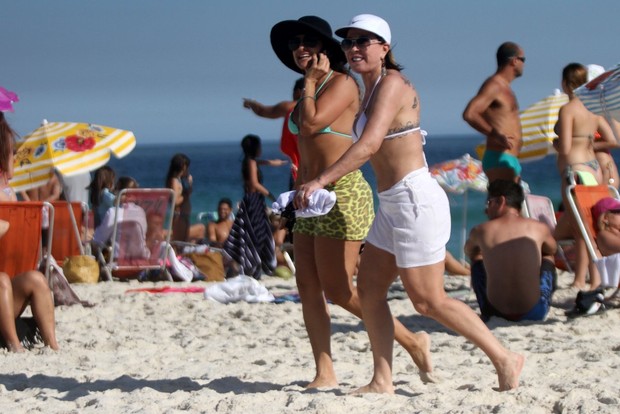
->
<box><xmin>352</xmin><ymin>75</ymin><xmax>425</xmax><ymax>143</ymax></box>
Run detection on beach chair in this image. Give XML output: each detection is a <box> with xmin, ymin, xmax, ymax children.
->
<box><xmin>566</xmin><ymin>184</ymin><xmax>620</xmax><ymax>288</ymax></box>
<box><xmin>50</xmin><ymin>201</ymin><xmax>89</xmax><ymax>262</ymax></box>
<box><xmin>523</xmin><ymin>194</ymin><xmax>574</xmax><ymax>272</ymax></box>
<box><xmin>0</xmin><ymin>202</ymin><xmax>54</xmax><ymax>280</ymax></box>
<box><xmin>96</xmin><ymin>188</ymin><xmax>175</xmax><ymax>281</ymax></box>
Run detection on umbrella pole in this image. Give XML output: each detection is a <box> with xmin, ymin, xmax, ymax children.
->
<box><xmin>460</xmin><ymin>191</ymin><xmax>468</xmax><ymax>263</ymax></box>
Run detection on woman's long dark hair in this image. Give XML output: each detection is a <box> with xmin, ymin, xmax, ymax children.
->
<box><xmin>165</xmin><ymin>153</ymin><xmax>190</xmax><ymax>188</ymax></box>
<box><xmin>88</xmin><ymin>165</ymin><xmax>115</xmax><ymax>207</ymax></box>
<box><xmin>0</xmin><ymin>113</ymin><xmax>16</xmax><ymax>176</ymax></box>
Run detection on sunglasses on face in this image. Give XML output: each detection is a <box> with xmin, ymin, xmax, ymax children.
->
<box><xmin>288</xmin><ymin>35</ymin><xmax>320</xmax><ymax>51</ymax></box>
<box><xmin>341</xmin><ymin>36</ymin><xmax>382</xmax><ymax>51</ymax></box>
<box><xmin>513</xmin><ymin>56</ymin><xmax>526</xmax><ymax>63</ymax></box>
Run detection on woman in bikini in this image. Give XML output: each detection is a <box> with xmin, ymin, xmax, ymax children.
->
<box><xmin>270</xmin><ymin>15</ymin><xmax>432</xmax><ymax>388</ymax></box>
<box><xmin>298</xmin><ymin>14</ymin><xmax>523</xmax><ymax>393</ymax></box>
<box><xmin>553</xmin><ymin>63</ymin><xmax>616</xmax><ymax>289</ymax></box>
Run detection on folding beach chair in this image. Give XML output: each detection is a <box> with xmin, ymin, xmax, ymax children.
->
<box><xmin>0</xmin><ymin>202</ymin><xmax>54</xmax><ymax>280</ymax></box>
<box><xmin>96</xmin><ymin>188</ymin><xmax>175</xmax><ymax>281</ymax></box>
<box><xmin>523</xmin><ymin>194</ymin><xmax>574</xmax><ymax>272</ymax></box>
<box><xmin>566</xmin><ymin>184</ymin><xmax>620</xmax><ymax>288</ymax></box>
<box><xmin>50</xmin><ymin>200</ymin><xmax>89</xmax><ymax>262</ymax></box>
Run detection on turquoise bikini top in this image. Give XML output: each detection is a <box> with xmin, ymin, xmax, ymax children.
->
<box><xmin>287</xmin><ymin>70</ymin><xmax>352</xmax><ymax>138</ymax></box>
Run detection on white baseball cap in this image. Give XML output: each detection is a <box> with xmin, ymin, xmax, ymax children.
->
<box><xmin>335</xmin><ymin>14</ymin><xmax>391</xmax><ymax>44</ymax></box>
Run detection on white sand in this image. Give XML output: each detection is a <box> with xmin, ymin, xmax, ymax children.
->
<box><xmin>0</xmin><ymin>271</ymin><xmax>618</xmax><ymax>413</ymax></box>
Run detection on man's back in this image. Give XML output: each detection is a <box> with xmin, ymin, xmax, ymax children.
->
<box><xmin>474</xmin><ymin>216</ymin><xmax>552</xmax><ymax>315</ymax></box>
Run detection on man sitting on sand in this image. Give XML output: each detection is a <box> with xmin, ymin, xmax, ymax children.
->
<box><xmin>465</xmin><ymin>180</ymin><xmax>558</xmax><ymax>321</ymax></box>
<box><xmin>207</xmin><ymin>198</ymin><xmax>233</xmax><ymax>247</ymax></box>
<box><xmin>0</xmin><ymin>219</ymin><xmax>59</xmax><ymax>352</ymax></box>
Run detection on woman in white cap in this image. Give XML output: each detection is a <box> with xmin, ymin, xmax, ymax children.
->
<box><xmin>270</xmin><ymin>15</ymin><xmax>433</xmax><ymax>388</ymax></box>
<box><xmin>298</xmin><ymin>14</ymin><xmax>524</xmax><ymax>393</ymax></box>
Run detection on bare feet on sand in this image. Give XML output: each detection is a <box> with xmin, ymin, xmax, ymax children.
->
<box><xmin>496</xmin><ymin>352</ymin><xmax>525</xmax><ymax>391</ymax></box>
<box><xmin>404</xmin><ymin>331</ymin><xmax>439</xmax><ymax>383</ymax></box>
<box><xmin>306</xmin><ymin>375</ymin><xmax>338</xmax><ymax>389</ymax></box>
<box><xmin>352</xmin><ymin>381</ymin><xmax>395</xmax><ymax>395</ymax></box>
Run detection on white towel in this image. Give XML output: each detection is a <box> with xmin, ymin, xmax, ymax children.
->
<box><xmin>203</xmin><ymin>275</ymin><xmax>275</xmax><ymax>303</ymax></box>
<box><xmin>272</xmin><ymin>190</ymin><xmax>337</xmax><ymax>218</ymax></box>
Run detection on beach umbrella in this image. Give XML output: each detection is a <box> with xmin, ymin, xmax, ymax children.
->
<box><xmin>430</xmin><ymin>153</ymin><xmax>488</xmax><ymax>262</ymax></box>
<box><xmin>475</xmin><ymin>90</ymin><xmax>568</xmax><ymax>163</ymax></box>
<box><xmin>10</xmin><ymin>120</ymin><xmax>136</xmax><ymax>192</ymax></box>
<box><xmin>0</xmin><ymin>86</ymin><xmax>19</xmax><ymax>112</ymax></box>
<box><xmin>574</xmin><ymin>63</ymin><xmax>620</xmax><ymax>141</ymax></box>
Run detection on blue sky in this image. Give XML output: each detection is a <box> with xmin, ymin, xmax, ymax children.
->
<box><xmin>3</xmin><ymin>0</ymin><xmax>619</xmax><ymax>144</ymax></box>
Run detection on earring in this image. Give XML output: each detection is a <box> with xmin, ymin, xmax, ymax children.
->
<box><xmin>381</xmin><ymin>57</ymin><xmax>387</xmax><ymax>77</ymax></box>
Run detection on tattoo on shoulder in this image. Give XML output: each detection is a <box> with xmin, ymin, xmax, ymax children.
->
<box><xmin>400</xmin><ymin>74</ymin><xmax>412</xmax><ymax>87</ymax></box>
<box><xmin>412</xmin><ymin>96</ymin><xmax>418</xmax><ymax>109</ymax></box>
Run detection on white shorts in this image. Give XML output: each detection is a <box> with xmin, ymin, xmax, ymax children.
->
<box><xmin>366</xmin><ymin>167</ymin><xmax>450</xmax><ymax>268</ymax></box>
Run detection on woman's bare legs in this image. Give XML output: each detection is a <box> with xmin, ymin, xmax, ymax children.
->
<box><xmin>294</xmin><ymin>233</ymin><xmax>335</xmax><ymax>388</ymax></box>
<box><xmin>294</xmin><ymin>235</ymin><xmax>431</xmax><ymax>388</ymax></box>
<box><xmin>11</xmin><ymin>271</ymin><xmax>59</xmax><ymax>350</ymax></box>
<box><xmin>0</xmin><ymin>272</ymin><xmax>24</xmax><ymax>352</ymax></box>
<box><xmin>357</xmin><ymin>245</ymin><xmax>523</xmax><ymax>394</ymax></box>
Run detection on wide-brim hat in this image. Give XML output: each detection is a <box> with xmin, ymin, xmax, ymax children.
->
<box><xmin>270</xmin><ymin>16</ymin><xmax>346</xmax><ymax>74</ymax></box>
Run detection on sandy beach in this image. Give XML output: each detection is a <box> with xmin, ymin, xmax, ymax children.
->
<box><xmin>1</xmin><ymin>270</ymin><xmax>618</xmax><ymax>413</ymax></box>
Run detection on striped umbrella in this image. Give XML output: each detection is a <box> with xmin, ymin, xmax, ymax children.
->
<box><xmin>10</xmin><ymin>120</ymin><xmax>136</xmax><ymax>192</ymax></box>
<box><xmin>574</xmin><ymin>63</ymin><xmax>620</xmax><ymax>140</ymax></box>
<box><xmin>475</xmin><ymin>90</ymin><xmax>568</xmax><ymax>163</ymax></box>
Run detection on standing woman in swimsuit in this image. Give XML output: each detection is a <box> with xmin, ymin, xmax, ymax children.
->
<box><xmin>553</xmin><ymin>63</ymin><xmax>616</xmax><ymax>289</ymax></box>
<box><xmin>270</xmin><ymin>16</ymin><xmax>433</xmax><ymax>388</ymax></box>
<box><xmin>298</xmin><ymin>14</ymin><xmax>523</xmax><ymax>393</ymax></box>
<box><xmin>166</xmin><ymin>153</ymin><xmax>192</xmax><ymax>242</ymax></box>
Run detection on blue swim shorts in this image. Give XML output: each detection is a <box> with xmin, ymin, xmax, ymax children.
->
<box><xmin>482</xmin><ymin>149</ymin><xmax>522</xmax><ymax>176</ymax></box>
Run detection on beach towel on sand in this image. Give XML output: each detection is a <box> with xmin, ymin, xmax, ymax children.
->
<box><xmin>203</xmin><ymin>275</ymin><xmax>274</xmax><ymax>303</ymax></box>
<box><xmin>224</xmin><ymin>193</ymin><xmax>276</xmax><ymax>279</ymax></box>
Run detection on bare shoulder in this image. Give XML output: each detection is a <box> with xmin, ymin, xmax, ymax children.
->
<box><xmin>381</xmin><ymin>70</ymin><xmax>416</xmax><ymax>91</ymax></box>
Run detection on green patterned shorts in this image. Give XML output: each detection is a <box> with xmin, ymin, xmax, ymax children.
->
<box><xmin>293</xmin><ymin>170</ymin><xmax>374</xmax><ymax>240</ymax></box>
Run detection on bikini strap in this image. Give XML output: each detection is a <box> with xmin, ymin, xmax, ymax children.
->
<box><xmin>315</xmin><ymin>70</ymin><xmax>334</xmax><ymax>97</ymax></box>
<box><xmin>362</xmin><ymin>75</ymin><xmax>384</xmax><ymax>112</ymax></box>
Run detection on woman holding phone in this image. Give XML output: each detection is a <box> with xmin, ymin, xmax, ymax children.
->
<box><xmin>270</xmin><ymin>15</ymin><xmax>433</xmax><ymax>388</ymax></box>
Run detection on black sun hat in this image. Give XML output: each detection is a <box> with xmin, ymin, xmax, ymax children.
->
<box><xmin>270</xmin><ymin>16</ymin><xmax>347</xmax><ymax>74</ymax></box>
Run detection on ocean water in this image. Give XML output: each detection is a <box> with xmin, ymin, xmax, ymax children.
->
<box><xmin>107</xmin><ymin>135</ymin><xmax>611</xmax><ymax>258</ymax></box>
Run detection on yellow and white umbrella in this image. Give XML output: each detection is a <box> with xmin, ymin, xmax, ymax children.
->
<box><xmin>10</xmin><ymin>120</ymin><xmax>136</xmax><ymax>192</ymax></box>
<box><xmin>476</xmin><ymin>90</ymin><xmax>568</xmax><ymax>163</ymax></box>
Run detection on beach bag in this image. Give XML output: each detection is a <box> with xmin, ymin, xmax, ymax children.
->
<box><xmin>63</xmin><ymin>255</ymin><xmax>100</xmax><ymax>284</ymax></box>
<box><xmin>184</xmin><ymin>251</ymin><xmax>225</xmax><ymax>281</ymax></box>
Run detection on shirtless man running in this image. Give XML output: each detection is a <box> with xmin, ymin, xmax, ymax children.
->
<box><xmin>463</xmin><ymin>42</ymin><xmax>525</xmax><ymax>183</ymax></box>
<box><xmin>465</xmin><ymin>180</ymin><xmax>558</xmax><ymax>322</ymax></box>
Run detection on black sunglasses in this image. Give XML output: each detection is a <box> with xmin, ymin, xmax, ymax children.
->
<box><xmin>340</xmin><ymin>36</ymin><xmax>382</xmax><ymax>51</ymax></box>
<box><xmin>514</xmin><ymin>56</ymin><xmax>526</xmax><ymax>63</ymax></box>
<box><xmin>288</xmin><ymin>35</ymin><xmax>320</xmax><ymax>51</ymax></box>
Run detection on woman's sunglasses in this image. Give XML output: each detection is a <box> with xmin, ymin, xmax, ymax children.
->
<box><xmin>341</xmin><ymin>36</ymin><xmax>382</xmax><ymax>51</ymax></box>
<box><xmin>288</xmin><ymin>35</ymin><xmax>320</xmax><ymax>51</ymax></box>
